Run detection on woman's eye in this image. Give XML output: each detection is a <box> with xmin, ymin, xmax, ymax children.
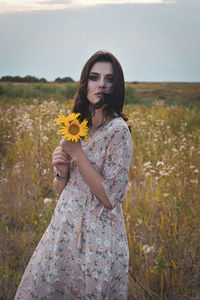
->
<box><xmin>88</xmin><ymin>75</ymin><xmax>98</xmax><ymax>81</ymax></box>
<box><xmin>106</xmin><ymin>77</ymin><xmax>113</xmax><ymax>83</ymax></box>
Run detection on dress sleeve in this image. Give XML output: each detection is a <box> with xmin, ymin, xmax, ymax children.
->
<box><xmin>90</xmin><ymin>120</ymin><xmax>133</xmax><ymax>221</ymax></box>
<box><xmin>101</xmin><ymin>124</ymin><xmax>133</xmax><ymax>207</ymax></box>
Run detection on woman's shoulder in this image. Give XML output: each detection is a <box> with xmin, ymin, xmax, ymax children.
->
<box><xmin>107</xmin><ymin>117</ymin><xmax>130</xmax><ymax>134</ymax></box>
<box><xmin>103</xmin><ymin>117</ymin><xmax>132</xmax><ymax>145</ymax></box>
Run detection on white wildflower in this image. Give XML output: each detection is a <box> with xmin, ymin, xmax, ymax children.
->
<box><xmin>191</xmin><ymin>179</ymin><xmax>198</xmax><ymax>184</ymax></box>
<box><xmin>42</xmin><ymin>136</ymin><xmax>48</xmax><ymax>142</ymax></box>
<box><xmin>156</xmin><ymin>161</ymin><xmax>164</xmax><ymax>167</ymax></box>
<box><xmin>143</xmin><ymin>245</ymin><xmax>155</xmax><ymax>254</ymax></box>
<box><xmin>159</xmin><ymin>170</ymin><xmax>169</xmax><ymax>177</ymax></box>
<box><xmin>44</xmin><ymin>198</ymin><xmax>52</xmax><ymax>204</ymax></box>
<box><xmin>172</xmin><ymin>147</ymin><xmax>178</xmax><ymax>153</ymax></box>
<box><xmin>144</xmin><ymin>161</ymin><xmax>152</xmax><ymax>168</ymax></box>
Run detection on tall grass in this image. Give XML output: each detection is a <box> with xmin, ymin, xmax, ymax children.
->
<box><xmin>1</xmin><ymin>82</ymin><xmax>199</xmax><ymax>109</ymax></box>
<box><xmin>0</xmin><ymin>99</ymin><xmax>199</xmax><ymax>299</ymax></box>
<box><xmin>0</xmin><ymin>82</ymin><xmax>78</xmax><ymax>103</ymax></box>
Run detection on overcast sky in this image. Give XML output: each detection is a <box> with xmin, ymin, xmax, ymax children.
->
<box><xmin>0</xmin><ymin>0</ymin><xmax>199</xmax><ymax>82</ymax></box>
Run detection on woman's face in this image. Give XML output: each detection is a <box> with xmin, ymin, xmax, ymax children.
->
<box><xmin>87</xmin><ymin>61</ymin><xmax>113</xmax><ymax>105</ymax></box>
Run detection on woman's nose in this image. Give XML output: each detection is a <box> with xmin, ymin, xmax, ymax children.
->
<box><xmin>99</xmin><ymin>77</ymin><xmax>105</xmax><ymax>88</ymax></box>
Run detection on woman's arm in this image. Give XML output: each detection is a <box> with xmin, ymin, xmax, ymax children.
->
<box><xmin>52</xmin><ymin>145</ymin><xmax>71</xmax><ymax>197</ymax></box>
<box><xmin>72</xmin><ymin>150</ymin><xmax>113</xmax><ymax>209</ymax></box>
<box><xmin>60</xmin><ymin>139</ymin><xmax>113</xmax><ymax>209</ymax></box>
<box><xmin>53</xmin><ymin>177</ymin><xmax>68</xmax><ymax>197</ymax></box>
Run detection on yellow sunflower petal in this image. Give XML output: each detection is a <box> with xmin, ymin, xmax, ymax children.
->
<box><xmin>54</xmin><ymin>114</ymin><xmax>68</xmax><ymax>125</ymax></box>
<box><xmin>84</xmin><ymin>135</ymin><xmax>89</xmax><ymax>142</ymax></box>
<box><xmin>56</xmin><ymin>113</ymin><xmax>89</xmax><ymax>142</ymax></box>
<box><xmin>67</xmin><ymin>113</ymin><xmax>80</xmax><ymax>122</ymax></box>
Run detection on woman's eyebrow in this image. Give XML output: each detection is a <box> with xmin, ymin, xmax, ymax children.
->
<box><xmin>89</xmin><ymin>72</ymin><xmax>113</xmax><ymax>76</ymax></box>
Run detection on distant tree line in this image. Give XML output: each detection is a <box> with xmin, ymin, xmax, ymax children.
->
<box><xmin>0</xmin><ymin>75</ymin><xmax>74</xmax><ymax>83</ymax></box>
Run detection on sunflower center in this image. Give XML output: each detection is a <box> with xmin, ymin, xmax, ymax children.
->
<box><xmin>68</xmin><ymin>124</ymin><xmax>80</xmax><ymax>135</ymax></box>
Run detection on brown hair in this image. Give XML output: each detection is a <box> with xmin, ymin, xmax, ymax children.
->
<box><xmin>73</xmin><ymin>50</ymin><xmax>129</xmax><ymax>129</ymax></box>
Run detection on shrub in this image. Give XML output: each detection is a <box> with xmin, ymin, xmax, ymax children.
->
<box><xmin>125</xmin><ymin>85</ymin><xmax>141</xmax><ymax>104</ymax></box>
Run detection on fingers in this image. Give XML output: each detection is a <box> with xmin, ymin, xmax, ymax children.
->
<box><xmin>53</xmin><ymin>146</ymin><xmax>70</xmax><ymax>159</ymax></box>
<box><xmin>52</xmin><ymin>147</ymin><xmax>71</xmax><ymax>166</ymax></box>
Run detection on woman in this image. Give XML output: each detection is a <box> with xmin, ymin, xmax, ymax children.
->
<box><xmin>15</xmin><ymin>51</ymin><xmax>133</xmax><ymax>300</ymax></box>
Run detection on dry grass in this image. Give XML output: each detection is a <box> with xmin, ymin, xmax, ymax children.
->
<box><xmin>128</xmin><ymin>82</ymin><xmax>200</xmax><ymax>102</ymax></box>
<box><xmin>0</xmin><ymin>98</ymin><xmax>200</xmax><ymax>299</ymax></box>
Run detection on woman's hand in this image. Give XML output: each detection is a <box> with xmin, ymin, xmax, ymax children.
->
<box><xmin>52</xmin><ymin>145</ymin><xmax>71</xmax><ymax>177</ymax></box>
<box><xmin>60</xmin><ymin>137</ymin><xmax>82</xmax><ymax>160</ymax></box>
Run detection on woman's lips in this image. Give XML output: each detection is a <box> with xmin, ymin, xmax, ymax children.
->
<box><xmin>95</xmin><ymin>93</ymin><xmax>103</xmax><ymax>97</ymax></box>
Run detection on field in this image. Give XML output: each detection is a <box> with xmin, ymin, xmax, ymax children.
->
<box><xmin>0</xmin><ymin>82</ymin><xmax>200</xmax><ymax>299</ymax></box>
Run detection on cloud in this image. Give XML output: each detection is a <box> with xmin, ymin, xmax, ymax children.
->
<box><xmin>0</xmin><ymin>0</ymin><xmax>198</xmax><ymax>15</ymax></box>
<box><xmin>36</xmin><ymin>0</ymin><xmax>73</xmax><ymax>5</ymax></box>
<box><xmin>0</xmin><ymin>0</ymin><xmax>170</xmax><ymax>14</ymax></box>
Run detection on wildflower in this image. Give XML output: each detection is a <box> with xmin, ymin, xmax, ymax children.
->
<box><xmin>191</xmin><ymin>179</ymin><xmax>198</xmax><ymax>184</ymax></box>
<box><xmin>159</xmin><ymin>170</ymin><xmax>169</xmax><ymax>177</ymax></box>
<box><xmin>42</xmin><ymin>136</ymin><xmax>48</xmax><ymax>142</ymax></box>
<box><xmin>143</xmin><ymin>245</ymin><xmax>155</xmax><ymax>254</ymax></box>
<box><xmin>44</xmin><ymin>198</ymin><xmax>52</xmax><ymax>204</ymax></box>
<box><xmin>144</xmin><ymin>161</ymin><xmax>152</xmax><ymax>168</ymax></box>
<box><xmin>156</xmin><ymin>161</ymin><xmax>164</xmax><ymax>167</ymax></box>
<box><xmin>164</xmin><ymin>193</ymin><xmax>169</xmax><ymax>197</ymax></box>
<box><xmin>55</xmin><ymin>113</ymin><xmax>89</xmax><ymax>142</ymax></box>
<box><xmin>194</xmin><ymin>169</ymin><xmax>199</xmax><ymax>174</ymax></box>
<box><xmin>172</xmin><ymin>147</ymin><xmax>178</xmax><ymax>153</ymax></box>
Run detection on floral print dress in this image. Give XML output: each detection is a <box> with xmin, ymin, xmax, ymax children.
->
<box><xmin>14</xmin><ymin>117</ymin><xmax>133</xmax><ymax>300</ymax></box>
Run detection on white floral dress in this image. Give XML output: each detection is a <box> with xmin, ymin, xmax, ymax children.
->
<box><xmin>14</xmin><ymin>117</ymin><xmax>133</xmax><ymax>300</ymax></box>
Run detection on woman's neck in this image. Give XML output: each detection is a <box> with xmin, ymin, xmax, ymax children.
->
<box><xmin>91</xmin><ymin>109</ymin><xmax>104</xmax><ymax>130</ymax></box>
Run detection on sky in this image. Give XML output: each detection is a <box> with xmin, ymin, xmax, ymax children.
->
<box><xmin>0</xmin><ymin>0</ymin><xmax>200</xmax><ymax>82</ymax></box>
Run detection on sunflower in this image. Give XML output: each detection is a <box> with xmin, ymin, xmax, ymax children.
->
<box><xmin>54</xmin><ymin>113</ymin><xmax>80</xmax><ymax>125</ymax></box>
<box><xmin>55</xmin><ymin>113</ymin><xmax>89</xmax><ymax>142</ymax></box>
<box><xmin>54</xmin><ymin>114</ymin><xmax>68</xmax><ymax>125</ymax></box>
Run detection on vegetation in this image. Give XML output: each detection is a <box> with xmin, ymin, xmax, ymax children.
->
<box><xmin>0</xmin><ymin>75</ymin><xmax>74</xmax><ymax>84</ymax></box>
<box><xmin>0</xmin><ymin>81</ymin><xmax>199</xmax><ymax>109</ymax></box>
<box><xmin>0</xmin><ymin>75</ymin><xmax>47</xmax><ymax>83</ymax></box>
<box><xmin>0</xmin><ymin>85</ymin><xmax>200</xmax><ymax>299</ymax></box>
<box><xmin>55</xmin><ymin>77</ymin><xmax>74</xmax><ymax>83</ymax></box>
<box><xmin>0</xmin><ymin>82</ymin><xmax>78</xmax><ymax>104</ymax></box>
